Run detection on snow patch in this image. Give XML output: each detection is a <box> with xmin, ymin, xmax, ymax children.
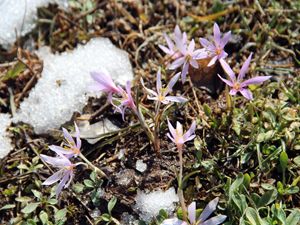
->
<box><xmin>134</xmin><ymin>188</ymin><xmax>179</xmax><ymax>222</ymax></box>
<box><xmin>0</xmin><ymin>114</ymin><xmax>13</xmax><ymax>158</ymax></box>
<box><xmin>13</xmin><ymin>38</ymin><xmax>133</xmax><ymax>134</ymax></box>
<box><xmin>0</xmin><ymin>0</ymin><xmax>68</xmax><ymax>49</ymax></box>
<box><xmin>135</xmin><ymin>159</ymin><xmax>147</xmax><ymax>173</ymax></box>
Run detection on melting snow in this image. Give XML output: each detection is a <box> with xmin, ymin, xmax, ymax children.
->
<box><xmin>0</xmin><ymin>0</ymin><xmax>68</xmax><ymax>49</ymax></box>
<box><xmin>13</xmin><ymin>38</ymin><xmax>133</xmax><ymax>134</ymax></box>
<box><xmin>135</xmin><ymin>159</ymin><xmax>147</xmax><ymax>172</ymax></box>
<box><xmin>0</xmin><ymin>114</ymin><xmax>13</xmax><ymax>159</ymax></box>
<box><xmin>134</xmin><ymin>188</ymin><xmax>179</xmax><ymax>222</ymax></box>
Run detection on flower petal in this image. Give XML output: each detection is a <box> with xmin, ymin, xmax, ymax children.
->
<box><xmin>49</xmin><ymin>145</ymin><xmax>73</xmax><ymax>156</ymax></box>
<box><xmin>181</xmin><ymin>62</ymin><xmax>189</xmax><ymax>83</ymax></box>
<box><xmin>169</xmin><ymin>57</ymin><xmax>185</xmax><ymax>70</ymax></box>
<box><xmin>217</xmin><ymin>74</ymin><xmax>233</xmax><ymax>87</ymax></box>
<box><xmin>198</xmin><ymin>197</ymin><xmax>219</xmax><ymax>222</ymax></box>
<box><xmin>74</xmin><ymin>122</ymin><xmax>81</xmax><ymax>150</ymax></box>
<box><xmin>220</xmin><ymin>59</ymin><xmax>236</xmax><ymax>82</ymax></box>
<box><xmin>207</xmin><ymin>56</ymin><xmax>218</xmax><ymax>67</ymax></box>
<box><xmin>238</xmin><ymin>53</ymin><xmax>253</xmax><ymax>81</ymax></box>
<box><xmin>140</xmin><ymin>78</ymin><xmax>158</xmax><ymax>97</ymax></box>
<box><xmin>239</xmin><ymin>88</ymin><xmax>253</xmax><ymax>100</ymax></box>
<box><xmin>201</xmin><ymin>215</ymin><xmax>227</xmax><ymax>225</ymax></box>
<box><xmin>55</xmin><ymin>171</ymin><xmax>69</xmax><ymax>197</ymax></box>
<box><xmin>229</xmin><ymin>88</ymin><xmax>238</xmax><ymax>95</ymax></box>
<box><xmin>167</xmin><ymin>72</ymin><xmax>181</xmax><ymax>93</ymax></box>
<box><xmin>213</xmin><ymin>23</ymin><xmax>221</xmax><ymax>45</ymax></box>
<box><xmin>188</xmin><ymin>39</ymin><xmax>195</xmax><ymax>53</ymax></box>
<box><xmin>165</xmin><ymin>96</ymin><xmax>188</xmax><ymax>103</ymax></box>
<box><xmin>40</xmin><ymin>154</ymin><xmax>71</xmax><ymax>167</ymax></box>
<box><xmin>220</xmin><ymin>31</ymin><xmax>231</xmax><ymax>48</ymax></box>
<box><xmin>188</xmin><ymin>202</ymin><xmax>196</xmax><ymax>223</ymax></box>
<box><xmin>190</xmin><ymin>59</ymin><xmax>199</xmax><ymax>68</ymax></box>
<box><xmin>62</xmin><ymin>128</ymin><xmax>75</xmax><ymax>147</ymax></box>
<box><xmin>199</xmin><ymin>38</ymin><xmax>211</xmax><ymax>48</ymax></box>
<box><xmin>161</xmin><ymin>218</ymin><xmax>184</xmax><ymax>225</ymax></box>
<box><xmin>183</xmin><ymin>121</ymin><xmax>196</xmax><ymax>141</ymax></box>
<box><xmin>42</xmin><ymin>170</ymin><xmax>64</xmax><ymax>185</ymax></box>
<box><xmin>167</xmin><ymin>119</ymin><xmax>176</xmax><ymax>139</ymax></box>
<box><xmin>156</xmin><ymin>69</ymin><xmax>162</xmax><ymax>92</ymax></box>
<box><xmin>240</xmin><ymin>76</ymin><xmax>272</xmax><ymax>87</ymax></box>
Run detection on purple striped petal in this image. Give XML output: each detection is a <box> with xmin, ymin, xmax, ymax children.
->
<box><xmin>167</xmin><ymin>119</ymin><xmax>176</xmax><ymax>139</ymax></box>
<box><xmin>42</xmin><ymin>170</ymin><xmax>64</xmax><ymax>185</ymax></box>
<box><xmin>217</xmin><ymin>74</ymin><xmax>233</xmax><ymax>87</ymax></box>
<box><xmin>49</xmin><ymin>145</ymin><xmax>73</xmax><ymax>156</ymax></box>
<box><xmin>181</xmin><ymin>62</ymin><xmax>189</xmax><ymax>83</ymax></box>
<box><xmin>188</xmin><ymin>39</ymin><xmax>195</xmax><ymax>53</ymax></box>
<box><xmin>40</xmin><ymin>154</ymin><xmax>71</xmax><ymax>167</ymax></box>
<box><xmin>220</xmin><ymin>59</ymin><xmax>236</xmax><ymax>82</ymax></box>
<box><xmin>241</xmin><ymin>76</ymin><xmax>272</xmax><ymax>87</ymax></box>
<box><xmin>74</xmin><ymin>122</ymin><xmax>81</xmax><ymax>150</ymax></box>
<box><xmin>190</xmin><ymin>59</ymin><xmax>199</xmax><ymax>68</ymax></box>
<box><xmin>165</xmin><ymin>96</ymin><xmax>188</xmax><ymax>103</ymax></box>
<box><xmin>207</xmin><ymin>56</ymin><xmax>218</xmax><ymax>67</ymax></box>
<box><xmin>62</xmin><ymin>128</ymin><xmax>75</xmax><ymax>147</ymax></box>
<box><xmin>156</xmin><ymin>69</ymin><xmax>162</xmax><ymax>92</ymax></box>
<box><xmin>239</xmin><ymin>88</ymin><xmax>253</xmax><ymax>100</ymax></box>
<box><xmin>198</xmin><ymin>197</ymin><xmax>219</xmax><ymax>222</ymax></box>
<box><xmin>183</xmin><ymin>121</ymin><xmax>196</xmax><ymax>141</ymax></box>
<box><xmin>159</xmin><ymin>44</ymin><xmax>173</xmax><ymax>55</ymax></box>
<box><xmin>188</xmin><ymin>202</ymin><xmax>196</xmax><ymax>223</ymax></box>
<box><xmin>238</xmin><ymin>53</ymin><xmax>253</xmax><ymax>81</ymax></box>
<box><xmin>220</xmin><ymin>31</ymin><xmax>231</xmax><ymax>48</ymax></box>
<box><xmin>169</xmin><ymin>57</ymin><xmax>185</xmax><ymax>70</ymax></box>
<box><xmin>213</xmin><ymin>23</ymin><xmax>221</xmax><ymax>45</ymax></box>
<box><xmin>201</xmin><ymin>215</ymin><xmax>227</xmax><ymax>225</ymax></box>
<box><xmin>167</xmin><ymin>72</ymin><xmax>181</xmax><ymax>92</ymax></box>
<box><xmin>229</xmin><ymin>88</ymin><xmax>238</xmax><ymax>95</ymax></box>
<box><xmin>55</xmin><ymin>172</ymin><xmax>69</xmax><ymax>197</ymax></box>
<box><xmin>199</xmin><ymin>38</ymin><xmax>211</xmax><ymax>48</ymax></box>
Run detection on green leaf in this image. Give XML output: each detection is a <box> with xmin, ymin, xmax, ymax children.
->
<box><xmin>286</xmin><ymin>209</ymin><xmax>300</xmax><ymax>225</ymax></box>
<box><xmin>21</xmin><ymin>202</ymin><xmax>39</xmax><ymax>214</ymax></box>
<box><xmin>108</xmin><ymin>196</ymin><xmax>117</xmax><ymax>215</ymax></box>
<box><xmin>72</xmin><ymin>182</ymin><xmax>85</xmax><ymax>193</ymax></box>
<box><xmin>47</xmin><ymin>198</ymin><xmax>58</xmax><ymax>205</ymax></box>
<box><xmin>293</xmin><ymin>156</ymin><xmax>300</xmax><ymax>166</ymax></box>
<box><xmin>203</xmin><ymin>103</ymin><xmax>212</xmax><ymax>116</ymax></box>
<box><xmin>15</xmin><ymin>196</ymin><xmax>32</xmax><ymax>203</ymax></box>
<box><xmin>0</xmin><ymin>204</ymin><xmax>15</xmax><ymax>210</ymax></box>
<box><xmin>90</xmin><ymin>171</ymin><xmax>97</xmax><ymax>183</ymax></box>
<box><xmin>257</xmin><ymin>189</ymin><xmax>278</xmax><ymax>207</ymax></box>
<box><xmin>2</xmin><ymin>62</ymin><xmax>26</xmax><ymax>81</ymax></box>
<box><xmin>284</xmin><ymin>186</ymin><xmax>299</xmax><ymax>195</ymax></box>
<box><xmin>84</xmin><ymin>179</ymin><xmax>94</xmax><ymax>188</ymax></box>
<box><xmin>279</xmin><ymin>151</ymin><xmax>288</xmax><ymax>173</ymax></box>
<box><xmin>32</xmin><ymin>190</ymin><xmax>42</xmax><ymax>200</ymax></box>
<box><xmin>55</xmin><ymin>208</ymin><xmax>67</xmax><ymax>222</ymax></box>
<box><xmin>39</xmin><ymin>211</ymin><xmax>49</xmax><ymax>225</ymax></box>
<box><xmin>101</xmin><ymin>213</ymin><xmax>111</xmax><ymax>222</ymax></box>
<box><xmin>245</xmin><ymin>207</ymin><xmax>264</xmax><ymax>225</ymax></box>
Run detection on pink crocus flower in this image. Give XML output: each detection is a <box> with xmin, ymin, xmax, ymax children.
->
<box><xmin>199</xmin><ymin>23</ymin><xmax>231</xmax><ymax>67</ymax></box>
<box><xmin>161</xmin><ymin>198</ymin><xmax>227</xmax><ymax>225</ymax></box>
<box><xmin>112</xmin><ymin>81</ymin><xmax>137</xmax><ymax>120</ymax></box>
<box><xmin>167</xmin><ymin>119</ymin><xmax>196</xmax><ymax>150</ymax></box>
<box><xmin>49</xmin><ymin>123</ymin><xmax>81</xmax><ymax>158</ymax></box>
<box><xmin>40</xmin><ymin>153</ymin><xmax>76</xmax><ymax>197</ymax></box>
<box><xmin>169</xmin><ymin>39</ymin><xmax>206</xmax><ymax>83</ymax></box>
<box><xmin>141</xmin><ymin>69</ymin><xmax>188</xmax><ymax>104</ymax></box>
<box><xmin>159</xmin><ymin>25</ymin><xmax>187</xmax><ymax>60</ymax></box>
<box><xmin>218</xmin><ymin>53</ymin><xmax>272</xmax><ymax>100</ymax></box>
<box><xmin>90</xmin><ymin>71</ymin><xmax>121</xmax><ymax>101</ymax></box>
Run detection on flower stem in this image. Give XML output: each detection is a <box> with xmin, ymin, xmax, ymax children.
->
<box><xmin>178</xmin><ymin>146</ymin><xmax>188</xmax><ymax>221</ymax></box>
<box><xmin>79</xmin><ymin>153</ymin><xmax>107</xmax><ymax>178</ymax></box>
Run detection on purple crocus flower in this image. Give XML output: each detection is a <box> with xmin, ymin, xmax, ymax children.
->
<box><xmin>167</xmin><ymin>119</ymin><xmax>196</xmax><ymax>150</ymax></box>
<box><xmin>90</xmin><ymin>71</ymin><xmax>121</xmax><ymax>101</ymax></box>
<box><xmin>49</xmin><ymin>123</ymin><xmax>81</xmax><ymax>158</ymax></box>
<box><xmin>169</xmin><ymin>39</ymin><xmax>206</xmax><ymax>83</ymax></box>
<box><xmin>218</xmin><ymin>53</ymin><xmax>272</xmax><ymax>100</ymax></box>
<box><xmin>161</xmin><ymin>198</ymin><xmax>227</xmax><ymax>225</ymax></box>
<box><xmin>199</xmin><ymin>23</ymin><xmax>231</xmax><ymax>67</ymax></box>
<box><xmin>141</xmin><ymin>69</ymin><xmax>188</xmax><ymax>104</ymax></box>
<box><xmin>112</xmin><ymin>81</ymin><xmax>137</xmax><ymax>120</ymax></box>
<box><xmin>40</xmin><ymin>154</ymin><xmax>76</xmax><ymax>197</ymax></box>
<box><xmin>159</xmin><ymin>25</ymin><xmax>187</xmax><ymax>60</ymax></box>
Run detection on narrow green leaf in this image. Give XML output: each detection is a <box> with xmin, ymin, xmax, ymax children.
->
<box><xmin>2</xmin><ymin>62</ymin><xmax>26</xmax><ymax>81</ymax></box>
<box><xmin>108</xmin><ymin>196</ymin><xmax>117</xmax><ymax>215</ymax></box>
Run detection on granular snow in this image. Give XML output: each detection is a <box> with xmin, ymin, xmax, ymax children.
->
<box><xmin>134</xmin><ymin>188</ymin><xmax>179</xmax><ymax>222</ymax></box>
<box><xmin>13</xmin><ymin>38</ymin><xmax>133</xmax><ymax>134</ymax></box>
<box><xmin>0</xmin><ymin>0</ymin><xmax>68</xmax><ymax>49</ymax></box>
<box><xmin>0</xmin><ymin>114</ymin><xmax>13</xmax><ymax>158</ymax></box>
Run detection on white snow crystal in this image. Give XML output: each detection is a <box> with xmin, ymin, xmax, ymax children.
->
<box><xmin>135</xmin><ymin>159</ymin><xmax>147</xmax><ymax>172</ymax></box>
<box><xmin>0</xmin><ymin>114</ymin><xmax>13</xmax><ymax>158</ymax></box>
<box><xmin>13</xmin><ymin>38</ymin><xmax>133</xmax><ymax>134</ymax></box>
<box><xmin>0</xmin><ymin>0</ymin><xmax>68</xmax><ymax>49</ymax></box>
<box><xmin>134</xmin><ymin>188</ymin><xmax>179</xmax><ymax>222</ymax></box>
